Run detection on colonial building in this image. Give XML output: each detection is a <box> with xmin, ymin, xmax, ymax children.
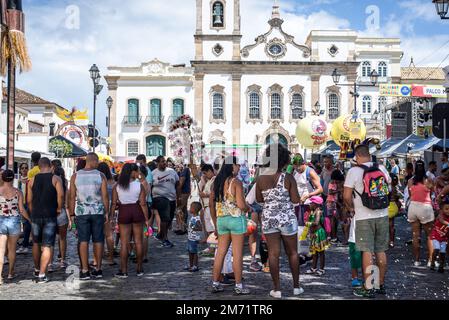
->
<box><xmin>105</xmin><ymin>1</ymin><xmax>403</xmax><ymax>160</ymax></box>
<box><xmin>1</xmin><ymin>82</ymin><xmax>64</xmax><ymax>164</ymax></box>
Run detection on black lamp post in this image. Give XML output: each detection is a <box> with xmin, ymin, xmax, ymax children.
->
<box><xmin>89</xmin><ymin>64</ymin><xmax>103</xmax><ymax>153</ymax></box>
<box><xmin>433</xmin><ymin>0</ymin><xmax>449</xmax><ymax>19</ymax></box>
<box><xmin>106</xmin><ymin>96</ymin><xmax>113</xmax><ymax>155</ymax></box>
<box><xmin>332</xmin><ymin>68</ymin><xmax>379</xmax><ymax>117</ymax></box>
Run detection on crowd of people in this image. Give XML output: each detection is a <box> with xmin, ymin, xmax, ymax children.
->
<box><xmin>0</xmin><ymin>145</ymin><xmax>448</xmax><ymax>299</ymax></box>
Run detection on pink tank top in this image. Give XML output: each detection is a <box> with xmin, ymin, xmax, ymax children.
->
<box><xmin>410</xmin><ymin>183</ymin><xmax>432</xmax><ymax>205</ymax></box>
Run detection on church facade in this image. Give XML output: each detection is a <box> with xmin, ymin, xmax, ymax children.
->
<box><xmin>105</xmin><ymin>1</ymin><xmax>403</xmax><ymax>160</ymax></box>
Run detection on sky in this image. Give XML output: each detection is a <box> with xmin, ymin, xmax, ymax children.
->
<box><xmin>12</xmin><ymin>0</ymin><xmax>449</xmax><ymax>135</ymax></box>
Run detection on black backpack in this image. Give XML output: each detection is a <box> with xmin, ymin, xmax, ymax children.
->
<box><xmin>354</xmin><ymin>164</ymin><xmax>390</xmax><ymax>210</ymax></box>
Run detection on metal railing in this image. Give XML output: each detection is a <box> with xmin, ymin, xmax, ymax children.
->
<box><xmin>145</xmin><ymin>116</ymin><xmax>164</xmax><ymax>126</ymax></box>
<box><xmin>123</xmin><ymin>116</ymin><xmax>142</xmax><ymax>126</ymax></box>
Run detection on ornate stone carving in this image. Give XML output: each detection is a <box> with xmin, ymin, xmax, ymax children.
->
<box><xmin>241</xmin><ymin>7</ymin><xmax>311</xmax><ymax>60</ymax></box>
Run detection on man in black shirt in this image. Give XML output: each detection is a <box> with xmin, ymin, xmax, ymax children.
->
<box><xmin>27</xmin><ymin>158</ymin><xmax>64</xmax><ymax>283</ymax></box>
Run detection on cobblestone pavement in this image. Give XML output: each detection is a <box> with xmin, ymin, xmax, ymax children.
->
<box><xmin>1</xmin><ymin>214</ymin><xmax>448</xmax><ymax>300</ymax></box>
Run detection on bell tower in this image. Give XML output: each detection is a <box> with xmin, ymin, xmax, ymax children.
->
<box><xmin>194</xmin><ymin>0</ymin><xmax>241</xmax><ymax>61</ymax></box>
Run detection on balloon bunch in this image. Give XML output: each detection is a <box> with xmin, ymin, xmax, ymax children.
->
<box><xmin>168</xmin><ymin>115</ymin><xmax>204</xmax><ymax>165</ymax></box>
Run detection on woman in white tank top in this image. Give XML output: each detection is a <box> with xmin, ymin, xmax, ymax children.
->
<box><xmin>110</xmin><ymin>163</ymin><xmax>149</xmax><ymax>278</ymax></box>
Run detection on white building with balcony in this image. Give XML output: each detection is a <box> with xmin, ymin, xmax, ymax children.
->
<box><xmin>105</xmin><ymin>1</ymin><xmax>403</xmax><ymax>160</ymax></box>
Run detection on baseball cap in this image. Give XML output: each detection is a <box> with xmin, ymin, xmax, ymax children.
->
<box><xmin>291</xmin><ymin>154</ymin><xmax>304</xmax><ymax>165</ymax></box>
<box><xmin>304</xmin><ymin>196</ymin><xmax>324</xmax><ymax>206</ymax></box>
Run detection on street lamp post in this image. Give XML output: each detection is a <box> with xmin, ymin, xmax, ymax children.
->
<box><xmin>89</xmin><ymin>64</ymin><xmax>103</xmax><ymax>153</ymax></box>
<box><xmin>331</xmin><ymin>68</ymin><xmax>379</xmax><ymax>118</ymax></box>
<box><xmin>106</xmin><ymin>96</ymin><xmax>113</xmax><ymax>156</ymax></box>
<box><xmin>433</xmin><ymin>0</ymin><xmax>449</xmax><ymax>19</ymax></box>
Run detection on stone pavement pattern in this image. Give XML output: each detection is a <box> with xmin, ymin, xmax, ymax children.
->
<box><xmin>1</xmin><ymin>215</ymin><xmax>449</xmax><ymax>300</ymax></box>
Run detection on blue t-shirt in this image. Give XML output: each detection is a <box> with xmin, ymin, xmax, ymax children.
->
<box><xmin>180</xmin><ymin>167</ymin><xmax>191</xmax><ymax>194</ymax></box>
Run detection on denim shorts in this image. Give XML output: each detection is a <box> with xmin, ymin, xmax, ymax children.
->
<box><xmin>75</xmin><ymin>214</ymin><xmax>105</xmax><ymax>243</ymax></box>
<box><xmin>432</xmin><ymin>240</ymin><xmax>447</xmax><ymax>253</ymax></box>
<box><xmin>31</xmin><ymin>217</ymin><xmax>57</xmax><ymax>247</ymax></box>
<box><xmin>216</xmin><ymin>215</ymin><xmax>247</xmax><ymax>236</ymax></box>
<box><xmin>0</xmin><ymin>215</ymin><xmax>22</xmax><ymax>236</ymax></box>
<box><xmin>263</xmin><ymin>219</ymin><xmax>298</xmax><ymax>236</ymax></box>
<box><xmin>57</xmin><ymin>209</ymin><xmax>69</xmax><ymax>227</ymax></box>
<box><xmin>187</xmin><ymin>240</ymin><xmax>199</xmax><ymax>254</ymax></box>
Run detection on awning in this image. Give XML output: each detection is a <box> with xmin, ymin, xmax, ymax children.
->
<box><xmin>316</xmin><ymin>141</ymin><xmax>340</xmax><ymax>155</ymax></box>
<box><xmin>375</xmin><ymin>134</ymin><xmax>441</xmax><ymax>157</ymax></box>
<box><xmin>49</xmin><ymin>135</ymin><xmax>88</xmax><ymax>158</ymax></box>
<box><xmin>0</xmin><ymin>147</ymin><xmax>54</xmax><ymax>159</ymax></box>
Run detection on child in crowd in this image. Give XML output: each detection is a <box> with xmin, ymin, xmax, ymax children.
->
<box><xmin>348</xmin><ymin>214</ymin><xmax>362</xmax><ymax>288</ymax></box>
<box><xmin>430</xmin><ymin>199</ymin><xmax>449</xmax><ymax>273</ymax></box>
<box><xmin>388</xmin><ymin>174</ymin><xmax>403</xmax><ymax>248</ymax></box>
<box><xmin>305</xmin><ymin>196</ymin><xmax>329</xmax><ymax>276</ymax></box>
<box><xmin>186</xmin><ymin>202</ymin><xmax>203</xmax><ymax>272</ymax></box>
<box><xmin>327</xmin><ymin>170</ymin><xmax>345</xmax><ymax>243</ymax></box>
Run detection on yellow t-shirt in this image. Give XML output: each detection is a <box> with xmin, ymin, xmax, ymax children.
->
<box><xmin>28</xmin><ymin>166</ymin><xmax>40</xmax><ymax>180</ymax></box>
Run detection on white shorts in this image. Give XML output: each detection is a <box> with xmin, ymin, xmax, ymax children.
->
<box><xmin>204</xmin><ymin>207</ymin><xmax>215</xmax><ymax>233</ymax></box>
<box><xmin>432</xmin><ymin>240</ymin><xmax>447</xmax><ymax>253</ymax></box>
<box><xmin>407</xmin><ymin>202</ymin><xmax>434</xmax><ymax>225</ymax></box>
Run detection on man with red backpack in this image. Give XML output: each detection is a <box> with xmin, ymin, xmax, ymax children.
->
<box><xmin>343</xmin><ymin>144</ymin><xmax>391</xmax><ymax>298</ymax></box>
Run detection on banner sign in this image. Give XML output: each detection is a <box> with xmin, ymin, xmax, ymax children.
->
<box><xmin>412</xmin><ymin>85</ymin><xmax>447</xmax><ymax>98</ymax></box>
<box><xmin>379</xmin><ymin>84</ymin><xmax>411</xmax><ymax>97</ymax></box>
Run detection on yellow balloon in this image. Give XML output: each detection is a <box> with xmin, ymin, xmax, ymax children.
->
<box><xmin>296</xmin><ymin>116</ymin><xmax>330</xmax><ymax>149</ymax></box>
<box><xmin>330</xmin><ymin>114</ymin><xmax>366</xmax><ymax>144</ymax></box>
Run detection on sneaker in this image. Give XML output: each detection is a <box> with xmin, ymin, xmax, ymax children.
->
<box><xmin>59</xmin><ymin>261</ymin><xmax>68</xmax><ymax>269</ymax></box>
<box><xmin>305</xmin><ymin>268</ymin><xmax>317</xmax><ymax>275</ymax></box>
<box><xmin>269</xmin><ymin>290</ymin><xmax>282</xmax><ymax>299</ymax></box>
<box><xmin>16</xmin><ymin>246</ymin><xmax>28</xmax><ymax>254</ymax></box>
<box><xmin>79</xmin><ymin>271</ymin><xmax>91</xmax><ymax>280</ymax></box>
<box><xmin>36</xmin><ymin>275</ymin><xmax>49</xmax><ymax>284</ymax></box>
<box><xmin>353</xmin><ymin>286</ymin><xmax>375</xmax><ymax>298</ymax></box>
<box><xmin>190</xmin><ymin>266</ymin><xmax>199</xmax><ymax>272</ymax></box>
<box><xmin>137</xmin><ymin>270</ymin><xmax>145</xmax><ymax>277</ymax></box>
<box><xmin>427</xmin><ymin>261</ymin><xmax>432</xmax><ymax>268</ymax></box>
<box><xmin>212</xmin><ymin>283</ymin><xmax>224</xmax><ymax>293</ymax></box>
<box><xmin>220</xmin><ymin>275</ymin><xmax>235</xmax><ymax>286</ymax></box>
<box><xmin>91</xmin><ymin>269</ymin><xmax>103</xmax><ymax>279</ymax></box>
<box><xmin>263</xmin><ymin>265</ymin><xmax>270</xmax><ymax>273</ymax></box>
<box><xmin>330</xmin><ymin>238</ymin><xmax>339</xmax><ymax>243</ymax></box>
<box><xmin>249</xmin><ymin>261</ymin><xmax>262</xmax><ymax>272</ymax></box>
<box><xmin>293</xmin><ymin>287</ymin><xmax>304</xmax><ymax>296</ymax></box>
<box><xmin>435</xmin><ymin>261</ymin><xmax>440</xmax><ymax>268</ymax></box>
<box><xmin>375</xmin><ymin>284</ymin><xmax>386</xmax><ymax>295</ymax></box>
<box><xmin>33</xmin><ymin>269</ymin><xmax>39</xmax><ymax>278</ymax></box>
<box><xmin>351</xmin><ymin>278</ymin><xmax>363</xmax><ymax>288</ymax></box>
<box><xmin>316</xmin><ymin>269</ymin><xmax>325</xmax><ymax>276</ymax></box>
<box><xmin>183</xmin><ymin>265</ymin><xmax>191</xmax><ymax>271</ymax></box>
<box><xmin>234</xmin><ymin>286</ymin><xmax>250</xmax><ymax>295</ymax></box>
<box><xmin>47</xmin><ymin>264</ymin><xmax>56</xmax><ymax>273</ymax></box>
<box><xmin>114</xmin><ymin>272</ymin><xmax>129</xmax><ymax>279</ymax></box>
<box><xmin>160</xmin><ymin>240</ymin><xmax>174</xmax><ymax>248</ymax></box>
<box><xmin>413</xmin><ymin>261</ymin><xmax>421</xmax><ymax>267</ymax></box>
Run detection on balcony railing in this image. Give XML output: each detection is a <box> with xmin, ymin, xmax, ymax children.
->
<box><xmin>123</xmin><ymin>116</ymin><xmax>142</xmax><ymax>126</ymax></box>
<box><xmin>145</xmin><ymin>116</ymin><xmax>164</xmax><ymax>126</ymax></box>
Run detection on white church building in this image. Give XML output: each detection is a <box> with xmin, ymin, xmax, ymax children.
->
<box><xmin>105</xmin><ymin>1</ymin><xmax>403</xmax><ymax>160</ymax></box>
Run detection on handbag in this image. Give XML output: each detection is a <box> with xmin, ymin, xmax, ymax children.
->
<box><xmin>297</xmin><ymin>226</ymin><xmax>310</xmax><ymax>255</ymax></box>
